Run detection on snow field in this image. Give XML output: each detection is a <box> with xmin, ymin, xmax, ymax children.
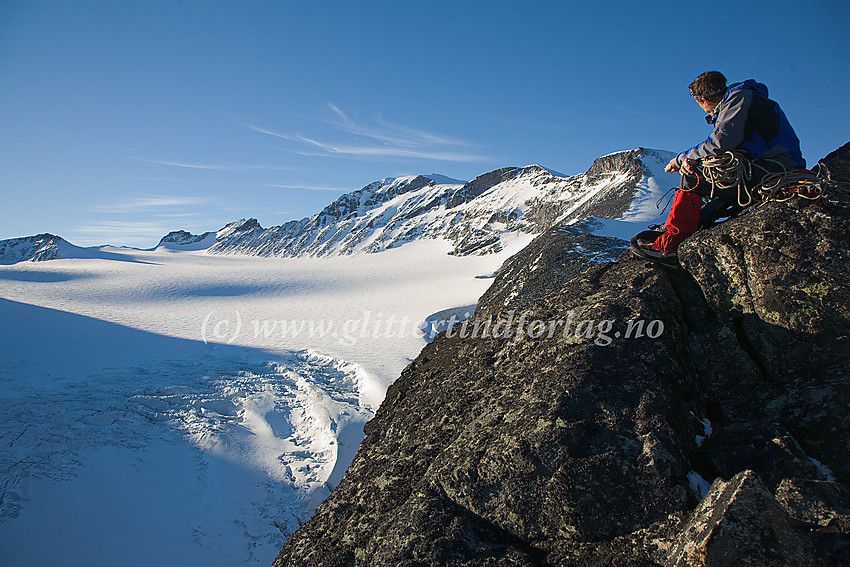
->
<box><xmin>0</xmin><ymin>236</ymin><xmax>530</xmax><ymax>566</ymax></box>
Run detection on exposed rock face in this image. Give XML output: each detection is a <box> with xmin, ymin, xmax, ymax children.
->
<box><xmin>273</xmin><ymin>163</ymin><xmax>850</xmax><ymax>564</ymax></box>
<box><xmin>446</xmin><ymin>168</ymin><xmax>520</xmax><ymax>209</ymax></box>
<box><xmin>776</xmin><ymin>478</ymin><xmax>850</xmax><ymax>530</ymax></box>
<box><xmin>155</xmin><ymin>229</ymin><xmax>215</xmax><ymax>250</ymax></box>
<box><xmin>819</xmin><ymin>140</ymin><xmax>850</xmax><ymax>181</ymax></box>
<box><xmin>0</xmin><ymin>234</ymin><xmax>68</xmax><ymax>264</ymax></box>
<box><xmin>679</xmin><ymin>199</ymin><xmax>850</xmax><ymax>487</ymax></box>
<box><xmin>472</xmin><ymin>221</ymin><xmax>630</xmax><ymax>322</ymax></box>
<box><xmin>567</xmin><ymin>149</ymin><xmax>650</xmax><ymax>221</ymax></box>
<box><xmin>666</xmin><ymin>470</ymin><xmax>819</xmax><ymax>566</ymax></box>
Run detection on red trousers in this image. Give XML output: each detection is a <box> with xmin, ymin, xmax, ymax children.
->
<box><xmin>652</xmin><ymin>190</ymin><xmax>702</xmax><ymax>253</ymax></box>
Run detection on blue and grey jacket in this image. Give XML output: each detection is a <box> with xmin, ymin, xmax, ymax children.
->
<box><xmin>677</xmin><ymin>79</ymin><xmax>806</xmax><ymax>169</ymax></box>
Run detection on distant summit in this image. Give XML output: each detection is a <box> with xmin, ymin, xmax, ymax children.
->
<box><xmin>0</xmin><ymin>233</ymin><xmax>148</xmax><ymax>264</ymax></box>
<box><xmin>0</xmin><ymin>234</ymin><xmax>68</xmax><ymax>264</ymax></box>
<box><xmin>155</xmin><ymin>230</ymin><xmax>216</xmax><ymax>251</ymax></box>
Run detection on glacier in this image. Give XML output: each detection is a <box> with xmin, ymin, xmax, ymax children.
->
<box><xmin>0</xmin><ymin>148</ymin><xmax>680</xmax><ymax>566</ymax></box>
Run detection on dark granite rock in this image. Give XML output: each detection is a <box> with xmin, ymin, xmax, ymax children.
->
<box><xmin>156</xmin><ymin>229</ymin><xmax>214</xmax><ymax>247</ymax></box>
<box><xmin>666</xmin><ymin>470</ymin><xmax>819</xmax><ymax>566</ymax></box>
<box><xmin>448</xmin><ymin>228</ymin><xmax>504</xmax><ymax>256</ymax></box>
<box><xmin>678</xmin><ymin>199</ymin><xmax>850</xmax><ymax>486</ymax></box>
<box><xmin>273</xmin><ymin>148</ymin><xmax>850</xmax><ymax>566</ymax></box>
<box><xmin>819</xmin><ymin>140</ymin><xmax>850</xmax><ymax>182</ymax></box>
<box><xmin>775</xmin><ymin>478</ymin><xmax>850</xmax><ymax>530</ymax></box>
<box><xmin>473</xmin><ymin>222</ymin><xmax>628</xmax><ymax>321</ymax></box>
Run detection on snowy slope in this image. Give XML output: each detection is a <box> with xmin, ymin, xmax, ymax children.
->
<box><xmin>569</xmin><ymin>148</ymin><xmax>682</xmax><ymax>241</ymax></box>
<box><xmin>0</xmin><ymin>237</ymin><xmax>531</xmax><ymax>567</ymax></box>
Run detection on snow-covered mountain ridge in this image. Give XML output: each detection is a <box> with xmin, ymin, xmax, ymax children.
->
<box><xmin>0</xmin><ymin>234</ymin><xmax>68</xmax><ymax>264</ymax></box>
<box><xmin>204</xmin><ymin>147</ymin><xmax>675</xmax><ymax>258</ymax></box>
<box><xmin>0</xmin><ymin>234</ymin><xmax>144</xmax><ymax>265</ymax></box>
<box><xmin>0</xmin><ymin>148</ymin><xmax>677</xmax><ymax>264</ymax></box>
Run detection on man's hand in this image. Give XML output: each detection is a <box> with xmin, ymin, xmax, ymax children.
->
<box><xmin>665</xmin><ymin>156</ymin><xmax>699</xmax><ymax>175</ymax></box>
<box><xmin>665</xmin><ymin>157</ymin><xmax>680</xmax><ymax>173</ymax></box>
<box><xmin>680</xmin><ymin>158</ymin><xmax>698</xmax><ymax>175</ymax></box>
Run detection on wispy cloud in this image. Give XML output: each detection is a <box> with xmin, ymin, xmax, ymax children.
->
<box><xmin>327</xmin><ymin>103</ymin><xmax>347</xmax><ymax>121</ymax></box>
<box><xmin>291</xmin><ymin>134</ymin><xmax>486</xmax><ymax>162</ymax></box>
<box><xmin>104</xmin><ymin>175</ymin><xmax>183</xmax><ymax>183</ymax></box>
<box><xmin>138</xmin><ymin>158</ymin><xmax>293</xmax><ymax>172</ymax></box>
<box><xmin>248</xmin><ymin>104</ymin><xmax>490</xmax><ymax>163</ymax></box>
<box><xmin>153</xmin><ymin>212</ymin><xmax>204</xmax><ymax>218</ymax></box>
<box><xmin>244</xmin><ymin>125</ymin><xmax>300</xmax><ymax>143</ymax></box>
<box><xmin>90</xmin><ymin>196</ymin><xmax>212</xmax><ymax>214</ymax></box>
<box><xmin>74</xmin><ymin>221</ymin><xmax>171</xmax><ymax>236</ymax></box>
<box><xmin>325</xmin><ymin>104</ymin><xmax>470</xmax><ymax>148</ymax></box>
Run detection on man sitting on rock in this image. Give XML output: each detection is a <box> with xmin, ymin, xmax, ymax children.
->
<box><xmin>638</xmin><ymin>70</ymin><xmax>806</xmax><ymax>260</ymax></box>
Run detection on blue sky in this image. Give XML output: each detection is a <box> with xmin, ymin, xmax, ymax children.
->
<box><xmin>2</xmin><ymin>0</ymin><xmax>848</xmax><ymax>247</ymax></box>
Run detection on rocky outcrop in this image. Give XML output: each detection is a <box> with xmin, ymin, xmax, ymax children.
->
<box><xmin>679</xmin><ymin>199</ymin><xmax>850</xmax><ymax>487</ymax></box>
<box><xmin>155</xmin><ymin>229</ymin><xmax>215</xmax><ymax>250</ymax></box>
<box><xmin>666</xmin><ymin>471</ymin><xmax>819</xmax><ymax>566</ymax></box>
<box><xmin>0</xmin><ymin>234</ymin><xmax>66</xmax><ymax>264</ymax></box>
<box><xmin>273</xmin><ymin>155</ymin><xmax>850</xmax><ymax>565</ymax></box>
<box><xmin>446</xmin><ymin>168</ymin><xmax>520</xmax><ymax>209</ymax></box>
<box><xmin>820</xmin><ymin>140</ymin><xmax>850</xmax><ymax>181</ymax></box>
<box><xmin>472</xmin><ymin>221</ymin><xmax>630</xmax><ymax>322</ymax></box>
<box><xmin>322</xmin><ymin>175</ymin><xmax>435</xmax><ymax>220</ymax></box>
<box><xmin>556</xmin><ymin>148</ymin><xmax>659</xmax><ymax>223</ymax></box>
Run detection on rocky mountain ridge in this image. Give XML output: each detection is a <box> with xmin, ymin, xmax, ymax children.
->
<box><xmin>0</xmin><ymin>234</ymin><xmax>68</xmax><ymax>264</ymax></box>
<box><xmin>0</xmin><ymin>234</ymin><xmax>135</xmax><ymax>265</ymax></box>
<box><xmin>156</xmin><ymin>229</ymin><xmax>216</xmax><ymax>250</ymax></box>
<box><xmin>272</xmin><ymin>143</ymin><xmax>850</xmax><ymax>566</ymax></box>
<box><xmin>203</xmin><ymin>148</ymin><xmax>671</xmax><ymax>258</ymax></box>
<box><xmin>0</xmin><ymin>148</ymin><xmax>675</xmax><ymax>264</ymax></box>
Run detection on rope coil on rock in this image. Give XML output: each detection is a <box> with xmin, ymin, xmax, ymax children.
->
<box><xmin>699</xmin><ymin>152</ymin><xmax>757</xmax><ymax>206</ymax></box>
<box><xmin>698</xmin><ymin>151</ymin><xmax>850</xmax><ymax>208</ymax></box>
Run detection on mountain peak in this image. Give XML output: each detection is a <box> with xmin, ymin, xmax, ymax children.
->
<box><xmin>200</xmin><ymin>148</ymin><xmax>678</xmax><ymax>258</ymax></box>
<box><xmin>156</xmin><ymin>230</ymin><xmax>216</xmax><ymax>251</ymax></box>
<box><xmin>422</xmin><ymin>173</ymin><xmax>467</xmax><ymax>186</ymax></box>
<box><xmin>0</xmin><ymin>233</ymin><xmax>67</xmax><ymax>264</ymax></box>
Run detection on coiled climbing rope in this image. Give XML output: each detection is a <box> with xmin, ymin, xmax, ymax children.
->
<box><xmin>699</xmin><ymin>151</ymin><xmax>850</xmax><ymax>208</ymax></box>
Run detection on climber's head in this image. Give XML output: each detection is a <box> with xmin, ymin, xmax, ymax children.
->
<box><xmin>689</xmin><ymin>71</ymin><xmax>726</xmax><ymax>114</ymax></box>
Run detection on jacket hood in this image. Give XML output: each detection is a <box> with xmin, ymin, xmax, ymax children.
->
<box><xmin>707</xmin><ymin>79</ymin><xmax>770</xmax><ymax>124</ymax></box>
<box><xmin>726</xmin><ymin>79</ymin><xmax>769</xmax><ymax>99</ymax></box>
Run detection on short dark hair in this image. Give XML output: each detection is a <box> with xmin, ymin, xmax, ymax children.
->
<box><xmin>689</xmin><ymin>71</ymin><xmax>727</xmax><ymax>102</ymax></box>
